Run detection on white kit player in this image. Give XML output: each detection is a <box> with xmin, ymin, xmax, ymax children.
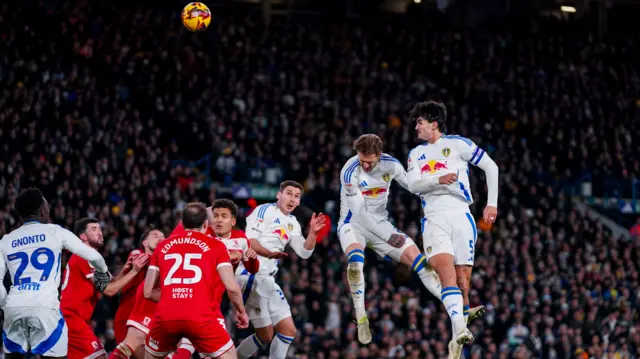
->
<box><xmin>406</xmin><ymin>101</ymin><xmax>499</xmax><ymax>358</ymax></box>
<box><xmin>235</xmin><ymin>180</ymin><xmax>326</xmax><ymax>359</ymax></box>
<box><xmin>0</xmin><ymin>187</ymin><xmax>110</xmax><ymax>358</ymax></box>
<box><xmin>337</xmin><ymin>134</ymin><xmax>485</xmax><ymax>345</ymax></box>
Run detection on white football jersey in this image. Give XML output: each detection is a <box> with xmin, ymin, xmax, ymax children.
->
<box><xmin>0</xmin><ymin>221</ymin><xmax>106</xmax><ymax>310</ymax></box>
<box><xmin>338</xmin><ymin>153</ymin><xmax>408</xmax><ymax>225</ymax></box>
<box><xmin>407</xmin><ymin>135</ymin><xmax>484</xmax><ymax>215</ymax></box>
<box><xmin>243</xmin><ymin>203</ymin><xmax>305</xmax><ymax>276</ymax></box>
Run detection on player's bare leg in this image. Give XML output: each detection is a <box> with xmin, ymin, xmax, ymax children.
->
<box><xmin>399</xmin><ymin>246</ymin><xmax>484</xmax><ymax>324</ymax></box>
<box><xmin>456</xmin><ymin>265</ymin><xmax>484</xmax><ymax>324</ymax></box>
<box><xmin>271</xmin><ymin>317</ymin><xmax>297</xmax><ymax>359</ymax></box>
<box><xmin>344</xmin><ymin>242</ymin><xmax>371</xmax><ymax>345</ymax></box>
<box><xmin>211</xmin><ymin>346</ymin><xmax>238</xmax><ymax>359</ymax></box>
<box><xmin>237</xmin><ymin>325</ymin><xmax>273</xmax><ymax>358</ymax></box>
<box><xmin>428</xmin><ymin>254</ymin><xmax>473</xmax><ymax>347</ymax></box>
<box><xmin>109</xmin><ymin>327</ymin><xmax>147</xmax><ymax>359</ymax></box>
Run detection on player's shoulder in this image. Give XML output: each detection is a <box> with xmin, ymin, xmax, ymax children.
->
<box><xmin>67</xmin><ymin>253</ymin><xmax>88</xmax><ymax>267</ymax></box>
<box><xmin>379</xmin><ymin>153</ymin><xmax>403</xmax><ymax>168</ymax></box>
<box><xmin>230</xmin><ymin>229</ymin><xmax>248</xmax><ymax>239</ymax></box>
<box><xmin>341</xmin><ymin>155</ymin><xmax>360</xmax><ymax>182</ymax></box>
<box><xmin>253</xmin><ymin>203</ymin><xmax>277</xmax><ymax>220</ymax></box>
<box><xmin>442</xmin><ymin>134</ymin><xmax>475</xmax><ymax>147</ymax></box>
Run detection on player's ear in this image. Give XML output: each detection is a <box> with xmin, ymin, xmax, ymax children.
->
<box><xmin>231</xmin><ymin>218</ymin><xmax>236</xmax><ymax>227</ymax></box>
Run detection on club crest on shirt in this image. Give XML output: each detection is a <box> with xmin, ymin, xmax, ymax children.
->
<box><xmin>442</xmin><ymin>148</ymin><xmax>451</xmax><ymax>157</ymax></box>
<box><xmin>287</xmin><ymin>223</ymin><xmax>294</xmax><ymax>231</ymax></box>
<box><xmin>382</xmin><ymin>173</ymin><xmax>391</xmax><ymax>182</ymax></box>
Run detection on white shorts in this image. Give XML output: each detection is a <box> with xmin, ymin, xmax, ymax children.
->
<box><xmin>236</xmin><ymin>275</ymin><xmax>291</xmax><ymax>329</ymax></box>
<box><xmin>338</xmin><ymin>220</ymin><xmax>415</xmax><ymax>262</ymax></box>
<box><xmin>421</xmin><ymin>211</ymin><xmax>478</xmax><ymax>265</ymax></box>
<box><xmin>3</xmin><ymin>306</ymin><xmax>68</xmax><ymax>356</ymax></box>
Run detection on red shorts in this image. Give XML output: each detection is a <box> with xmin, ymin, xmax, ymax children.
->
<box><xmin>145</xmin><ymin>318</ymin><xmax>232</xmax><ymax>358</ymax></box>
<box><xmin>127</xmin><ymin>296</ymin><xmax>158</xmax><ymax>335</ymax></box>
<box><xmin>65</xmin><ymin>315</ymin><xmax>106</xmax><ymax>359</ymax></box>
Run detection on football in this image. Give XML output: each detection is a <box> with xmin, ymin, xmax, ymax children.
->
<box><xmin>181</xmin><ymin>2</ymin><xmax>212</xmax><ymax>32</ymax></box>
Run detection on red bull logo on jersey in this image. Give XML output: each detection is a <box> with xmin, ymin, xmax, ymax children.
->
<box><xmin>273</xmin><ymin>228</ymin><xmax>290</xmax><ymax>241</ymax></box>
<box><xmin>421</xmin><ymin>160</ymin><xmax>448</xmax><ymax>174</ymax></box>
<box><xmin>361</xmin><ymin>187</ymin><xmax>388</xmax><ymax>198</ymax></box>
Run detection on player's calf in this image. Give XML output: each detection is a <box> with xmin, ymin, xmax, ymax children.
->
<box><xmin>237</xmin><ymin>326</ymin><xmax>273</xmax><ymax>359</ymax></box>
<box><xmin>400</xmin><ymin>246</ymin><xmax>442</xmax><ymax>299</ymax></box>
<box><xmin>272</xmin><ymin>317</ymin><xmax>297</xmax><ymax>359</ymax></box>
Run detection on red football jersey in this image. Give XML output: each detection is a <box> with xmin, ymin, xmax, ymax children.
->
<box><xmin>216</xmin><ymin>229</ymin><xmax>259</xmax><ymax>274</ymax></box>
<box><xmin>150</xmin><ymin>231</ymin><xmax>231</xmax><ymax>322</ymax></box>
<box><xmin>115</xmin><ymin>250</ymin><xmax>148</xmax><ymax>324</ymax></box>
<box><xmin>170</xmin><ymin>221</ymin><xmax>215</xmax><ymax>238</ymax></box>
<box><xmin>61</xmin><ymin>254</ymin><xmax>100</xmax><ymax>322</ymax></box>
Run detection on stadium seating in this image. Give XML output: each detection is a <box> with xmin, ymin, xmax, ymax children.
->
<box><xmin>0</xmin><ymin>1</ymin><xmax>639</xmax><ymax>357</ymax></box>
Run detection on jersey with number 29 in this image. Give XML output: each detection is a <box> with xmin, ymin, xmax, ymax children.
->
<box><xmin>150</xmin><ymin>230</ymin><xmax>231</xmax><ymax>322</ymax></box>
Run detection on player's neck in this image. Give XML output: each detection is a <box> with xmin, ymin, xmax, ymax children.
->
<box><xmin>215</xmin><ymin>231</ymin><xmax>231</xmax><ymax>239</ymax></box>
<box><xmin>22</xmin><ymin>217</ymin><xmax>42</xmax><ymax>225</ymax></box>
<box><xmin>427</xmin><ymin>132</ymin><xmax>443</xmax><ymax>144</ymax></box>
<box><xmin>275</xmin><ymin>202</ymin><xmax>291</xmax><ymax>216</ymax></box>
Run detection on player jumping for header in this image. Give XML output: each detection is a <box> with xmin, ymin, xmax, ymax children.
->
<box><xmin>338</xmin><ymin>134</ymin><xmax>485</xmax><ymax>345</ymax></box>
<box><xmin>406</xmin><ymin>101</ymin><xmax>499</xmax><ymax>358</ymax></box>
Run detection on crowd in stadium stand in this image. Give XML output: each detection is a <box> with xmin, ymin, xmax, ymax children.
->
<box><xmin>1</xmin><ymin>1</ymin><xmax>640</xmax><ymax>358</ymax></box>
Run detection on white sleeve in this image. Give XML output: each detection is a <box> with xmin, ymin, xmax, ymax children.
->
<box><xmin>244</xmin><ymin>205</ymin><xmax>271</xmax><ymax>239</ymax></box>
<box><xmin>406</xmin><ymin>148</ymin><xmax>439</xmax><ymax>194</ymax></box>
<box><xmin>57</xmin><ymin>226</ymin><xmax>108</xmax><ymax>273</ymax></box>
<box><xmin>457</xmin><ymin>140</ymin><xmax>499</xmax><ymax>208</ymax></box>
<box><xmin>393</xmin><ymin>161</ymin><xmax>411</xmax><ymax>192</ymax></box>
<box><xmin>341</xmin><ymin>162</ymin><xmax>394</xmax><ymax>240</ymax></box>
<box><xmin>288</xmin><ymin>221</ymin><xmax>313</xmax><ymax>259</ymax></box>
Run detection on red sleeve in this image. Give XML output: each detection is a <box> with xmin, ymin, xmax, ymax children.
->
<box><xmin>75</xmin><ymin>256</ymin><xmax>95</xmax><ymax>281</ymax></box>
<box><xmin>170</xmin><ymin>221</ymin><xmax>185</xmax><ymax>237</ymax></box>
<box><xmin>243</xmin><ymin>257</ymin><xmax>260</xmax><ymax>274</ymax></box>
<box><xmin>149</xmin><ymin>248</ymin><xmax>160</xmax><ymax>270</ymax></box>
<box><xmin>214</xmin><ymin>242</ymin><xmax>231</xmax><ymax>270</ymax></box>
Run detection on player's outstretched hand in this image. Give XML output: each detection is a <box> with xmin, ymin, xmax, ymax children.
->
<box><xmin>266</xmin><ymin>251</ymin><xmax>288</xmax><ymax>260</ymax></box>
<box><xmin>309</xmin><ymin>213</ymin><xmax>327</xmax><ymax>234</ymax></box>
<box><xmin>483</xmin><ymin>206</ymin><xmax>498</xmax><ymax>225</ymax></box>
<box><xmin>438</xmin><ymin>173</ymin><xmax>458</xmax><ymax>185</ymax></box>
<box><xmin>132</xmin><ymin>254</ymin><xmax>150</xmax><ymax>273</ymax></box>
<box><xmin>245</xmin><ymin>248</ymin><xmax>258</xmax><ymax>260</ymax></box>
<box><xmin>387</xmin><ymin>234</ymin><xmax>406</xmax><ymax>248</ymax></box>
<box><xmin>235</xmin><ymin>311</ymin><xmax>249</xmax><ymax>329</ymax></box>
<box><xmin>93</xmin><ymin>271</ymin><xmax>112</xmax><ymax>293</ymax></box>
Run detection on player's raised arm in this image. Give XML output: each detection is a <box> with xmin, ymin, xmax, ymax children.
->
<box><xmin>288</xmin><ymin>214</ymin><xmax>326</xmax><ymax>259</ymax></box>
<box><xmin>57</xmin><ymin>226</ymin><xmax>109</xmax><ymax>273</ymax></box>
<box><xmin>406</xmin><ymin>149</ymin><xmax>441</xmax><ymax>194</ymax></box>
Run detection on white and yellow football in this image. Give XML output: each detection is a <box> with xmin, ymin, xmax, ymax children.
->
<box><xmin>181</xmin><ymin>2</ymin><xmax>212</xmax><ymax>32</ymax></box>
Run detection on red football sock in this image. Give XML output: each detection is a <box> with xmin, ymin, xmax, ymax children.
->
<box><xmin>109</xmin><ymin>343</ymin><xmax>134</xmax><ymax>359</ymax></box>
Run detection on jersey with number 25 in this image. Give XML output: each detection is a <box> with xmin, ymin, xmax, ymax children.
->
<box><xmin>150</xmin><ymin>230</ymin><xmax>231</xmax><ymax>322</ymax></box>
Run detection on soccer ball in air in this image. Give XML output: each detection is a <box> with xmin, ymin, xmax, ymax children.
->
<box><xmin>181</xmin><ymin>2</ymin><xmax>212</xmax><ymax>32</ymax></box>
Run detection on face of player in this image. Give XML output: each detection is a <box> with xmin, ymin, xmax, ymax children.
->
<box><xmin>357</xmin><ymin>152</ymin><xmax>380</xmax><ymax>173</ymax></box>
<box><xmin>212</xmin><ymin>208</ymin><xmax>236</xmax><ymax>237</ymax></box>
<box><xmin>81</xmin><ymin>223</ymin><xmax>103</xmax><ymax>248</ymax></box>
<box><xmin>276</xmin><ymin>186</ymin><xmax>302</xmax><ymax>215</ymax></box>
<box><xmin>143</xmin><ymin>230</ymin><xmax>165</xmax><ymax>253</ymax></box>
<box><xmin>415</xmin><ymin>117</ymin><xmax>440</xmax><ymax>142</ymax></box>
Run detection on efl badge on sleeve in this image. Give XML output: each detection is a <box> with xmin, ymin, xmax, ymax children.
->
<box><xmin>442</xmin><ymin>148</ymin><xmax>451</xmax><ymax>157</ymax></box>
<box><xmin>382</xmin><ymin>173</ymin><xmax>391</xmax><ymax>182</ymax></box>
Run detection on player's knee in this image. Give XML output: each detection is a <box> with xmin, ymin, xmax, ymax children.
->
<box><xmin>255</xmin><ymin>326</ymin><xmax>275</xmax><ymax>344</ymax></box>
<box><xmin>346</xmin><ymin>248</ymin><xmax>365</xmax><ymax>280</ymax></box>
